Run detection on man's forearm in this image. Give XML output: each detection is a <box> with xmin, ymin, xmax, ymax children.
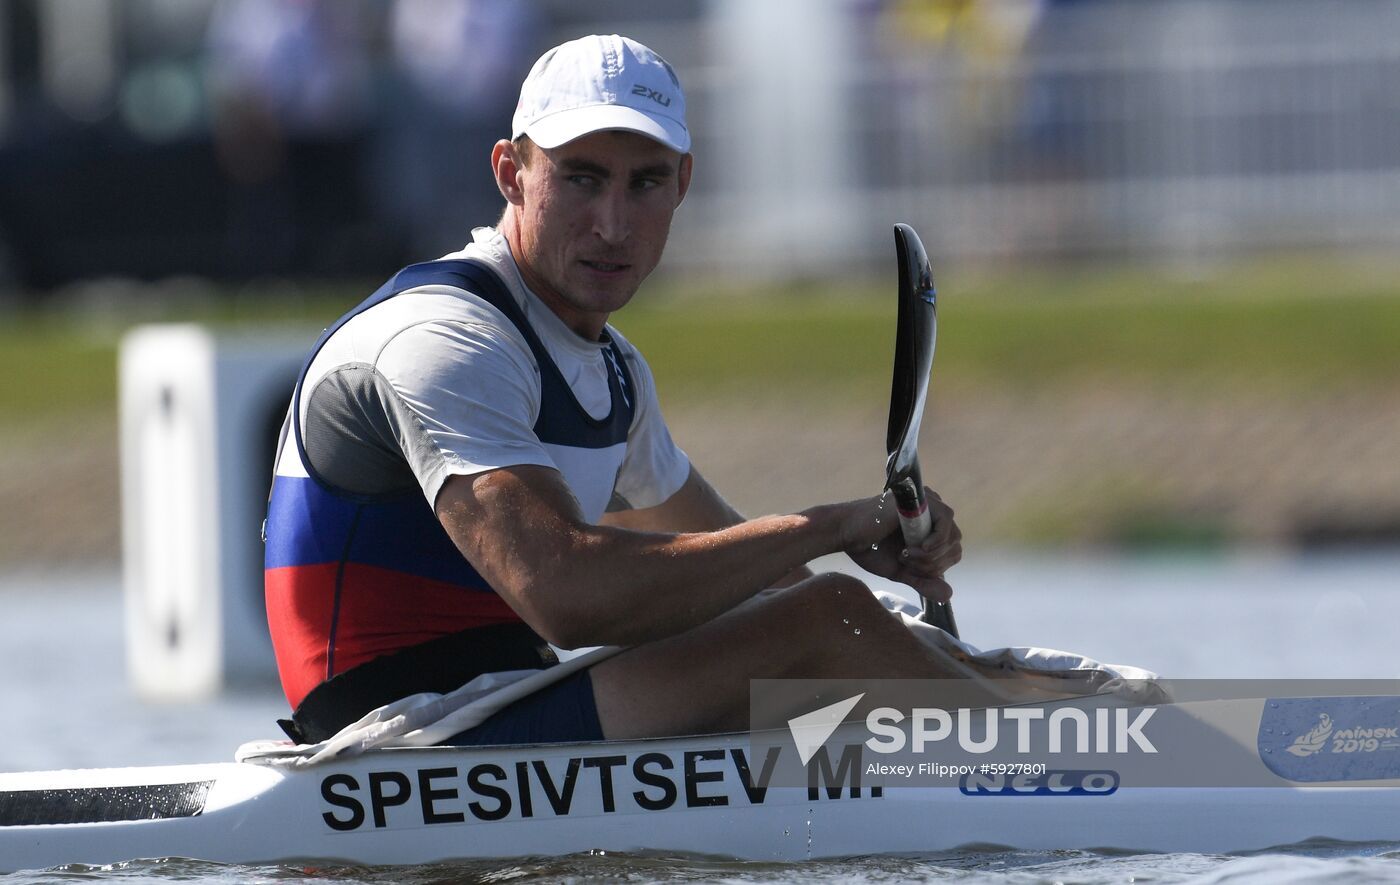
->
<box><xmin>439</xmin><ymin>465</ymin><xmax>854</xmax><ymax>648</ymax></box>
<box><xmin>503</xmin><ymin>507</ymin><xmax>848</xmax><ymax>648</ymax></box>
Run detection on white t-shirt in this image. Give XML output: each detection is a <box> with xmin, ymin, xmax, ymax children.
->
<box><xmin>278</xmin><ymin>227</ymin><xmax>691</xmax><ymax>522</ymax></box>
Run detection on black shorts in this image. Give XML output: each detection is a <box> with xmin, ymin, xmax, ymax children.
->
<box><xmin>284</xmin><ymin>623</ymin><xmax>560</xmax><ymax>745</ymax></box>
<box><xmin>446</xmin><ymin>669</ymin><xmax>604</xmax><ymax>746</ymax></box>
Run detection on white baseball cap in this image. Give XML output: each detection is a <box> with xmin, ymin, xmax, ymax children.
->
<box><xmin>511</xmin><ymin>34</ymin><xmax>690</xmax><ymax>154</ymax></box>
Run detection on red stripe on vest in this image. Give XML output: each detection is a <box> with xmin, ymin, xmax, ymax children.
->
<box><xmin>265</xmin><ymin>563</ymin><xmax>523</xmax><ymax>708</ymax></box>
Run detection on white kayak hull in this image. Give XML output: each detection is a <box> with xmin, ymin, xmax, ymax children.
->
<box><xmin>4</xmin><ymin>695</ymin><xmax>1400</xmax><ymax>872</ymax></box>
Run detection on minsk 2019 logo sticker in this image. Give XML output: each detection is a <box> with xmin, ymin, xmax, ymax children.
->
<box><xmin>1261</xmin><ymin>698</ymin><xmax>1400</xmax><ymax>781</ymax></box>
<box><xmin>1285</xmin><ymin>713</ymin><xmax>1334</xmax><ymax>757</ymax></box>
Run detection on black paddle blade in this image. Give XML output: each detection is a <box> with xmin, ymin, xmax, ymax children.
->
<box><xmin>882</xmin><ymin>223</ymin><xmax>958</xmax><ymax>638</ymax></box>
<box><xmin>885</xmin><ymin>224</ymin><xmax>936</xmax><ymax>485</ymax></box>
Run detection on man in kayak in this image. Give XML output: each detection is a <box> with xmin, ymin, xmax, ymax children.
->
<box><xmin>264</xmin><ymin>34</ymin><xmax>964</xmax><ymax>747</ymax></box>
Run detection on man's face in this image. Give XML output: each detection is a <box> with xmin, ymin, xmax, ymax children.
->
<box><xmin>506</xmin><ymin>131</ymin><xmax>691</xmax><ymax>338</ymax></box>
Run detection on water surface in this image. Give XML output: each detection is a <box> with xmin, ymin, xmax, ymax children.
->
<box><xmin>6</xmin><ymin>550</ymin><xmax>1400</xmax><ymax>883</ymax></box>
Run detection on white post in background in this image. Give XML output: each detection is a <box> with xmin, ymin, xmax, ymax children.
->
<box><xmin>120</xmin><ymin>325</ymin><xmax>303</xmax><ymax>700</ymax></box>
<box><xmin>709</xmin><ymin>0</ymin><xmax>858</xmax><ymax>276</ymax></box>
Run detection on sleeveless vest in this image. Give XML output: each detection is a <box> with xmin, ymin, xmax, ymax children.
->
<box><xmin>264</xmin><ymin>259</ymin><xmax>636</xmax><ymax>711</ymax></box>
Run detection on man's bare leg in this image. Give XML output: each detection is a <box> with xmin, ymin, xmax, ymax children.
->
<box><xmin>589</xmin><ymin>571</ymin><xmax>982</xmax><ymax>740</ymax></box>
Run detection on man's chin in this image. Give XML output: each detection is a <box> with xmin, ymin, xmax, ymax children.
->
<box><xmin>572</xmin><ymin>280</ymin><xmax>641</xmax><ymax>313</ymax></box>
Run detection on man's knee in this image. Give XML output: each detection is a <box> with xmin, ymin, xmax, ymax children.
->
<box><xmin>758</xmin><ymin>572</ymin><xmax>919</xmax><ymax>677</ymax></box>
<box><xmin>782</xmin><ymin>572</ymin><xmax>896</xmax><ymax>634</ymax></box>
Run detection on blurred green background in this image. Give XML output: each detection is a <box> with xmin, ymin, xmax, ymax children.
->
<box><xmin>7</xmin><ymin>254</ymin><xmax>1399</xmax><ymax>565</ymax></box>
<box><xmin>3</xmin><ymin>0</ymin><xmax>1399</xmax><ymax>568</ymax></box>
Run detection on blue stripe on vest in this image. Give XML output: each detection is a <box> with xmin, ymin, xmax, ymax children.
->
<box><xmin>265</xmin><ymin>475</ymin><xmax>493</xmax><ymax>589</ymax></box>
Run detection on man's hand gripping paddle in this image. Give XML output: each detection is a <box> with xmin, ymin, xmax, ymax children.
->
<box><xmin>885</xmin><ymin>223</ymin><xmax>959</xmax><ymax>638</ymax></box>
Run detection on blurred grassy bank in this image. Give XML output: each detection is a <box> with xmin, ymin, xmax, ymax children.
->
<box><xmin>629</xmin><ymin>256</ymin><xmax>1400</xmax><ymax>400</ymax></box>
<box><xmin>3</xmin><ymin>254</ymin><xmax>1399</xmax><ymax>564</ymax></box>
<box><xmin>7</xmin><ymin>255</ymin><xmax>1399</xmax><ymax>420</ymax></box>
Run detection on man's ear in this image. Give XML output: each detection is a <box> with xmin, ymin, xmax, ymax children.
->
<box><xmin>677</xmin><ymin>152</ymin><xmax>694</xmax><ymax>205</ymax></box>
<box><xmin>492</xmin><ymin>139</ymin><xmax>525</xmax><ymax>206</ymax></box>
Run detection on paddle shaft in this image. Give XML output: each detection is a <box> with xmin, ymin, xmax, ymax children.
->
<box><xmin>889</xmin><ymin>463</ymin><xmax>959</xmax><ymax>638</ymax></box>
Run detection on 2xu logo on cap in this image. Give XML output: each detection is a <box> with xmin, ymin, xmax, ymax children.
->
<box><xmin>631</xmin><ymin>85</ymin><xmax>672</xmax><ymax>107</ymax></box>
